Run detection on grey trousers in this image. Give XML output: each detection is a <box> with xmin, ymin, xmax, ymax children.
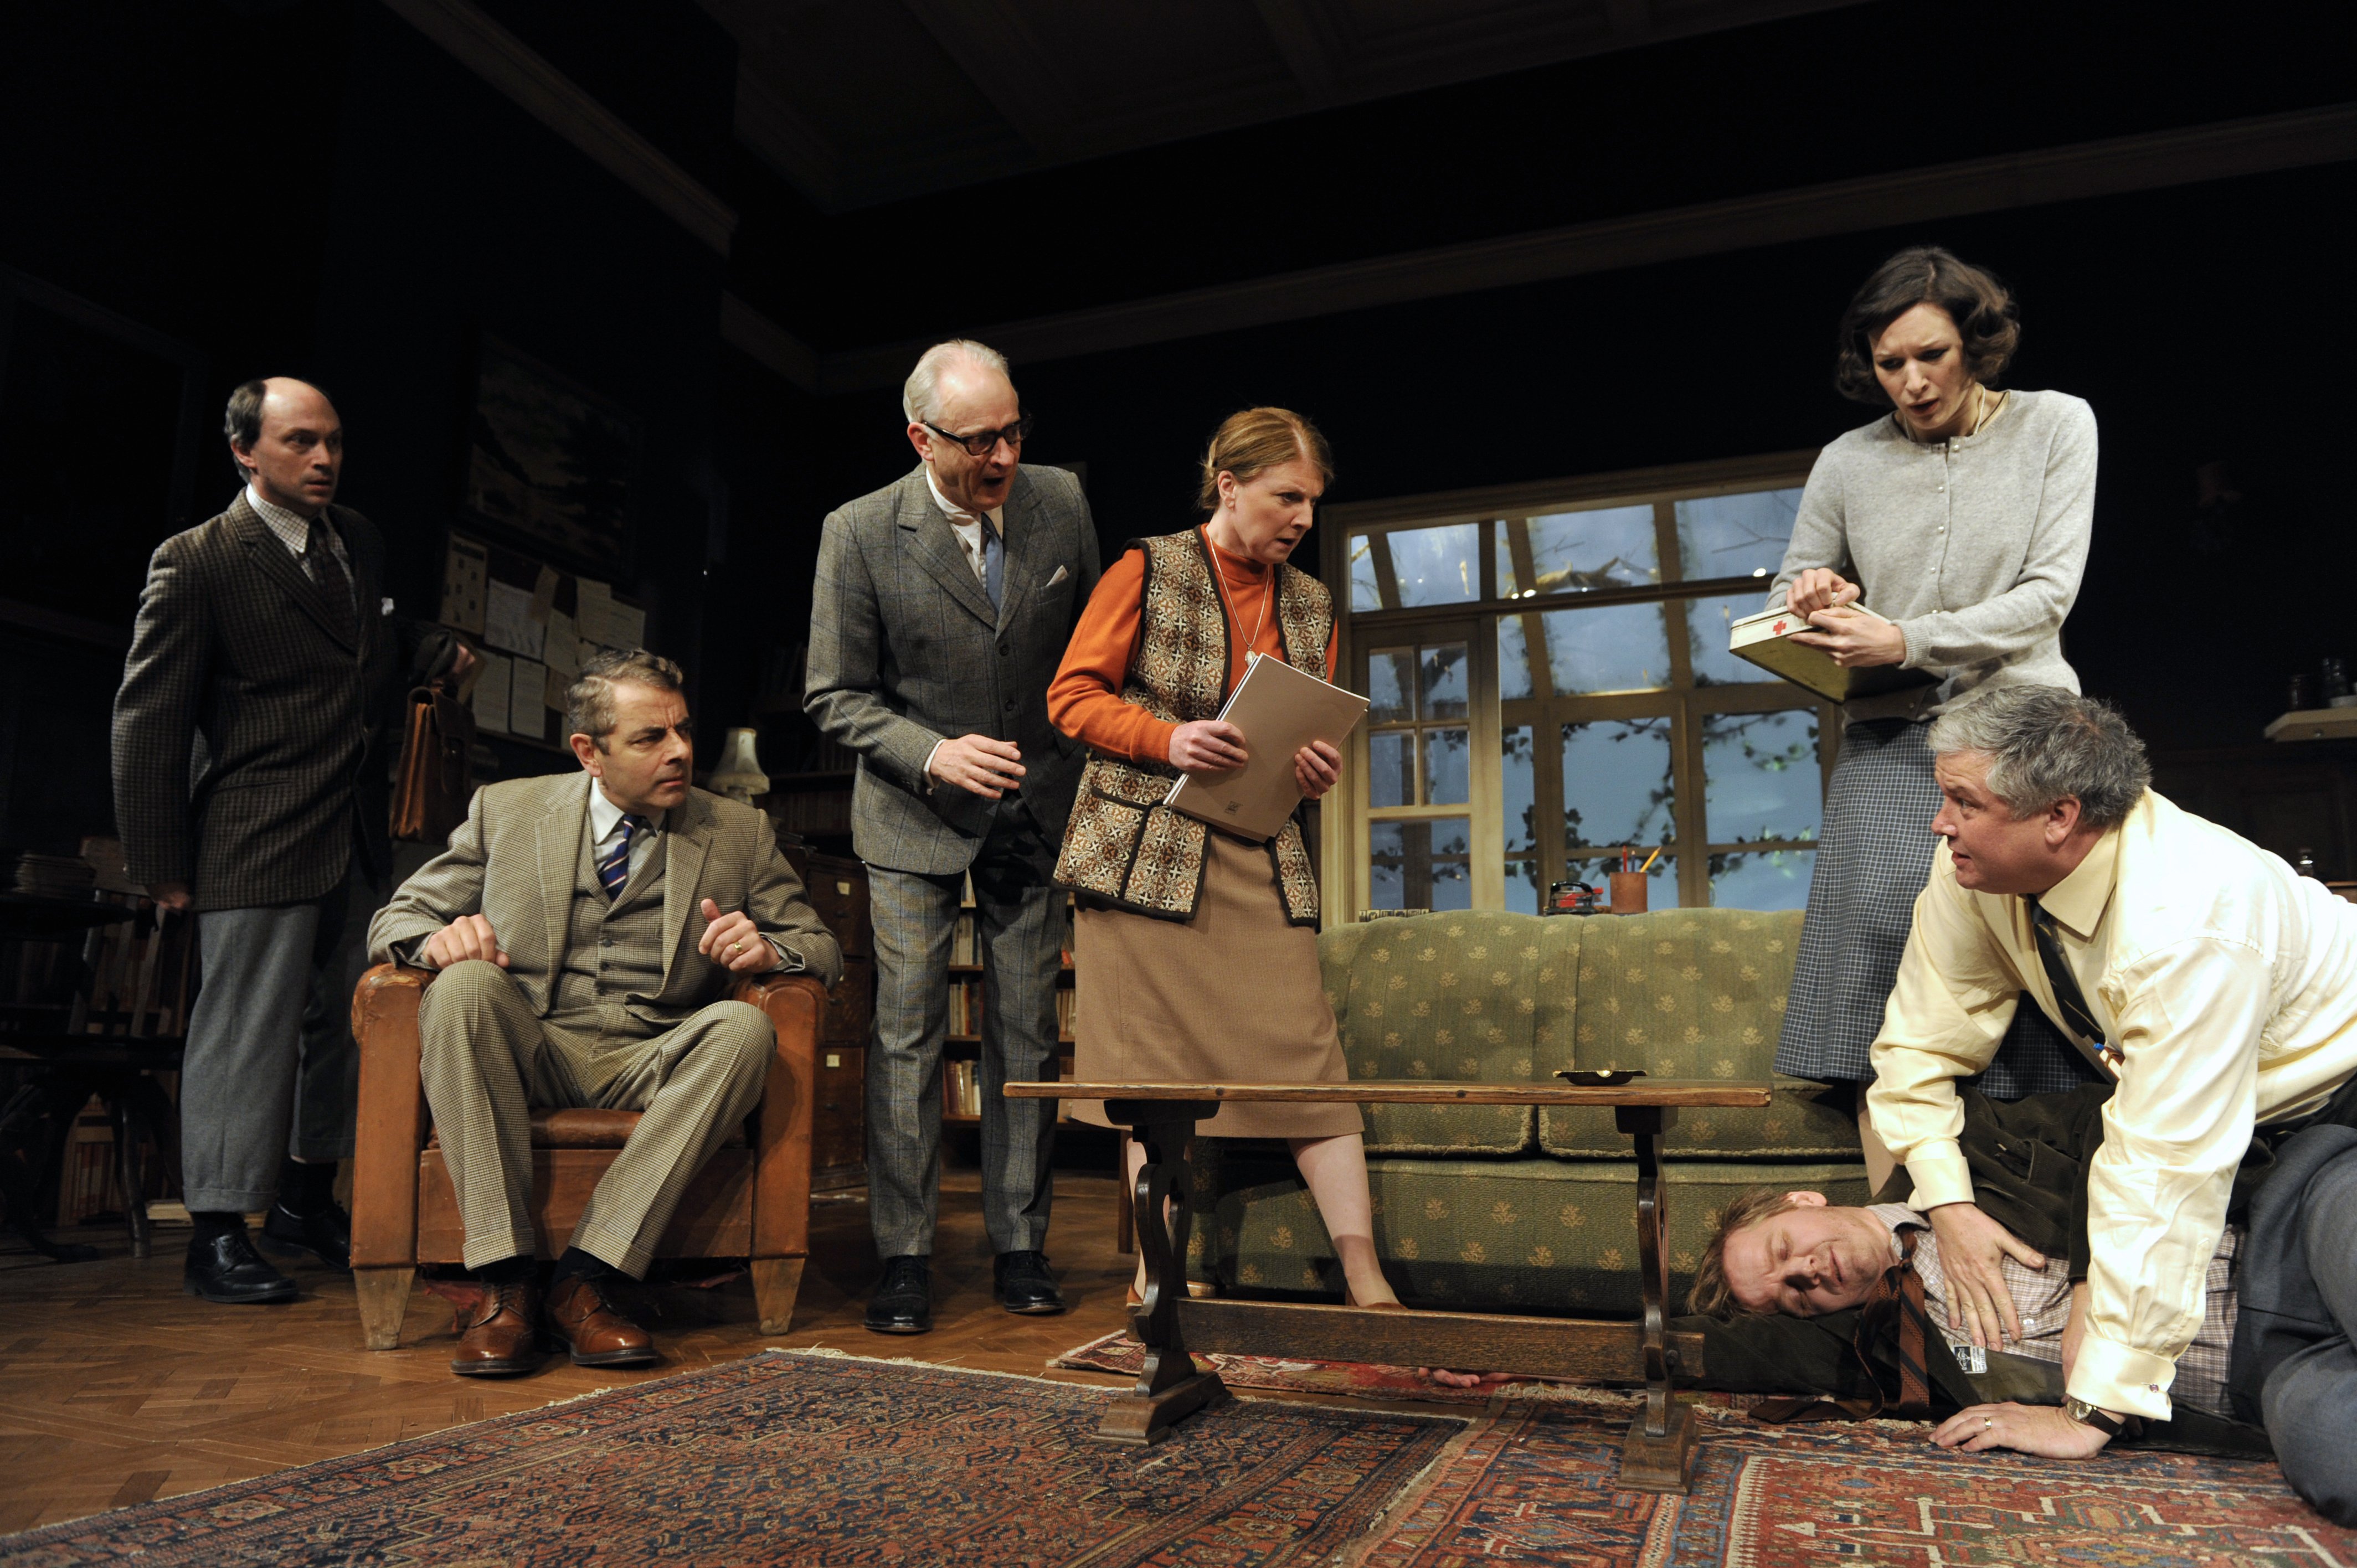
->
<box><xmin>416</xmin><ymin>960</ymin><xmax>773</xmax><ymax>1276</ymax></box>
<box><xmin>866</xmin><ymin>797</ymin><xmax>1063</xmax><ymax>1258</ymax></box>
<box><xmin>181</xmin><ymin>856</ymin><xmax>375</xmax><ymax>1211</ymax></box>
<box><xmin>2263</xmin><ymin>1153</ymin><xmax>2357</xmax><ymax>1524</ymax></box>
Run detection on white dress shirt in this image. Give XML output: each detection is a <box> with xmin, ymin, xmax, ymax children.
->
<box><xmin>587</xmin><ymin>782</ymin><xmax>793</xmax><ymax>973</ymax></box>
<box><xmin>1868</xmin><ymin>789</ymin><xmax>2357</xmax><ymax>1419</ymax></box>
<box><xmin>919</xmin><ymin>468</ymin><xmax>1006</xmax><ymax>788</ymax></box>
<box><xmin>924</xmin><ymin>467</ymin><xmax>1004</xmax><ymax>587</ymax></box>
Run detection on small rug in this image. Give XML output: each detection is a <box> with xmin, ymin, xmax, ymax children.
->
<box><xmin>0</xmin><ymin>1350</ymin><xmax>1466</xmax><ymax>1566</ymax></box>
<box><xmin>1354</xmin><ymin>1399</ymin><xmax>2352</xmax><ymax>1567</ymax></box>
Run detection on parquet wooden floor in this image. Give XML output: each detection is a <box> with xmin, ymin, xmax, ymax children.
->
<box><xmin>0</xmin><ymin>1172</ymin><xmax>1139</xmax><ymax>1534</ymax></box>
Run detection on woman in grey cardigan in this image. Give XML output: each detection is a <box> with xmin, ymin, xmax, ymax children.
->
<box><xmin>1769</xmin><ymin>246</ymin><xmax>2102</xmax><ymax>1185</ymax></box>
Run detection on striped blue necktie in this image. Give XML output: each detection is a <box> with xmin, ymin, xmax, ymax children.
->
<box><xmin>598</xmin><ymin>814</ymin><xmax>646</xmax><ymax>899</ymax></box>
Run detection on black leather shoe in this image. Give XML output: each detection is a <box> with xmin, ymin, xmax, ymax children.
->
<box><xmin>260</xmin><ymin>1199</ymin><xmax>352</xmax><ymax>1271</ymax></box>
<box><xmin>994</xmin><ymin>1250</ymin><xmax>1068</xmax><ymax>1315</ymax></box>
<box><xmin>184</xmin><ymin>1226</ymin><xmax>299</xmax><ymax>1304</ymax></box>
<box><xmin>864</xmin><ymin>1255</ymin><xmax>932</xmax><ymax>1334</ymax></box>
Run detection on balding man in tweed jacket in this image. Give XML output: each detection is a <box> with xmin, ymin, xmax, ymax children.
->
<box><xmin>370</xmin><ymin>651</ymin><xmax>840</xmax><ymax>1376</ymax></box>
<box><xmin>805</xmin><ymin>339</ymin><xmax>1098</xmax><ymax>1333</ymax></box>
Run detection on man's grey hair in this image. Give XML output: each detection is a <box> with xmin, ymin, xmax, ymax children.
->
<box><xmin>1927</xmin><ymin>686</ymin><xmax>2151</xmax><ymax>829</ymax></box>
<box><xmin>565</xmin><ymin>648</ymin><xmax>684</xmax><ymax>748</ymax></box>
<box><xmin>902</xmin><ymin>339</ymin><xmax>1012</xmax><ymax>425</ymax></box>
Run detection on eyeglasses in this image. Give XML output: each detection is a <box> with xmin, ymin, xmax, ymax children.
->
<box><xmin>922</xmin><ymin>412</ymin><xmax>1033</xmax><ymax>458</ymax></box>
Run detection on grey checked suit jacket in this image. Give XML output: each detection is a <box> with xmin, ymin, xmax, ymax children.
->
<box><xmin>805</xmin><ymin>464</ymin><xmax>1100</xmax><ymax>876</ymax></box>
<box><xmin>366</xmin><ymin>772</ymin><xmax>845</xmax><ymax>1018</ymax></box>
<box><xmin>112</xmin><ymin>493</ymin><xmax>404</xmax><ymax>911</ymax></box>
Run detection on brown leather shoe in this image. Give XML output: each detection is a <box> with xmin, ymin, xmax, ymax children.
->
<box><xmin>450</xmin><ymin>1280</ymin><xmax>543</xmax><ymax>1377</ymax></box>
<box><xmin>544</xmin><ymin>1272</ymin><xmax>656</xmax><ymax>1367</ymax></box>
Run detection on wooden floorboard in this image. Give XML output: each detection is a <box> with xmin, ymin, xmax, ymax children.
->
<box><xmin>0</xmin><ymin>1171</ymin><xmax>1140</xmax><ymax>1534</ymax></box>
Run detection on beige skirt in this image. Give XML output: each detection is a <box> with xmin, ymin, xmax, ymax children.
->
<box><xmin>1071</xmin><ymin>827</ymin><xmax>1361</xmax><ymax>1139</ymax></box>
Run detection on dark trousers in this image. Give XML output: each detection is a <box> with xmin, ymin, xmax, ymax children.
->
<box><xmin>2262</xmin><ymin>1151</ymin><xmax>2357</xmax><ymax>1521</ymax></box>
<box><xmin>864</xmin><ymin>797</ymin><xmax>1063</xmax><ymax>1258</ymax></box>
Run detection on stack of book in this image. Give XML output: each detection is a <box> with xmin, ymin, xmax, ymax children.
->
<box><xmin>1055</xmin><ymin>988</ymin><xmax>1075</xmax><ymax>1039</ymax></box>
<box><xmin>943</xmin><ymin>1059</ymin><xmax>984</xmax><ymax>1117</ymax></box>
<box><xmin>950</xmin><ymin>909</ymin><xmax>979</xmax><ymax>966</ymax></box>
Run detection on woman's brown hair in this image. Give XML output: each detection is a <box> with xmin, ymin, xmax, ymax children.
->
<box><xmin>1196</xmin><ymin>406</ymin><xmax>1336</xmax><ymax>512</ymax></box>
<box><xmin>1833</xmin><ymin>245</ymin><xmax>2021</xmax><ymax>405</ymax></box>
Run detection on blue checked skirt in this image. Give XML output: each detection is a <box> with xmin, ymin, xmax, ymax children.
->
<box><xmin>1775</xmin><ymin>719</ymin><xmax>2098</xmax><ymax>1097</ymax></box>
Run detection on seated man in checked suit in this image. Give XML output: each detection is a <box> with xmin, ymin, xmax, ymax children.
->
<box><xmin>368</xmin><ymin>649</ymin><xmax>841</xmax><ymax>1378</ymax></box>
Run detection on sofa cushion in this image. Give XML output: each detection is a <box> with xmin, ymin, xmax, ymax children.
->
<box><xmin>1201</xmin><ymin>1156</ymin><xmax>1872</xmax><ymax>1314</ymax></box>
<box><xmin>1537</xmin><ymin>908</ymin><xmax>1855</xmax><ymax>1160</ymax></box>
<box><xmin>1322</xmin><ymin>911</ymin><xmax>1568</xmax><ymax>1156</ymax></box>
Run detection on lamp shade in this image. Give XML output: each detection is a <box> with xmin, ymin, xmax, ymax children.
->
<box><xmin>707</xmin><ymin>727</ymin><xmax>770</xmax><ymax>803</ymax></box>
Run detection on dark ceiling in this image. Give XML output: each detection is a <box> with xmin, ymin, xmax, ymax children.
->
<box><xmin>703</xmin><ymin>0</ymin><xmax>1874</xmax><ymax>210</ymax></box>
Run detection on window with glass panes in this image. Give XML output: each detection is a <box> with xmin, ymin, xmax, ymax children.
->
<box><xmin>1326</xmin><ymin>459</ymin><xmax>1831</xmax><ymax>919</ymax></box>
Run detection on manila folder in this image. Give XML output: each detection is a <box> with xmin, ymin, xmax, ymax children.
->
<box><xmin>1163</xmin><ymin>652</ymin><xmax>1370</xmax><ymax>842</ymax></box>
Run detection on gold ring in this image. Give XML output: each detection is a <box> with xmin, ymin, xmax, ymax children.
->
<box><xmin>727</xmin><ymin>940</ymin><xmax>744</xmax><ymax>954</ymax></box>
<box><xmin>1983</xmin><ymin>1417</ymin><xmax>1993</xmax><ymax>1429</ymax></box>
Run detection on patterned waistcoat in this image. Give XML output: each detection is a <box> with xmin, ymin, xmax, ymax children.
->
<box><xmin>1052</xmin><ymin>528</ymin><xmax>1330</xmax><ymax>925</ymax></box>
<box><xmin>549</xmin><ymin>829</ymin><xmax>671</xmax><ymax>1041</ymax></box>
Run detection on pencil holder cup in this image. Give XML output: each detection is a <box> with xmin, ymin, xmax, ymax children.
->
<box><xmin>1608</xmin><ymin>871</ymin><xmax>1649</xmax><ymax>915</ymax></box>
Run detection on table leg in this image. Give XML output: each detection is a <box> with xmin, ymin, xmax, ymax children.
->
<box><xmin>1097</xmin><ymin>1101</ymin><xmax>1226</xmax><ymax>1445</ymax></box>
<box><xmin>1615</xmin><ymin>1104</ymin><xmax>1696</xmax><ymax>1492</ymax></box>
<box><xmin>113</xmin><ymin>1090</ymin><xmax>150</xmax><ymax>1260</ymax></box>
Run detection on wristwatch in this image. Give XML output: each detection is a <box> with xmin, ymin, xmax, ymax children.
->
<box><xmin>2064</xmin><ymin>1397</ymin><xmax>2134</xmax><ymax>1437</ymax></box>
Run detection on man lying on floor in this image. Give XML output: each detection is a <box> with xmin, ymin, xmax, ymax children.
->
<box><xmin>1682</xmin><ymin>1080</ymin><xmax>2357</xmax><ymax>1523</ymax></box>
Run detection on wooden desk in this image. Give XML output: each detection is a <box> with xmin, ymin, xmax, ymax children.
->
<box><xmin>1006</xmin><ymin>1078</ymin><xmax>1771</xmax><ymax>1493</ymax></box>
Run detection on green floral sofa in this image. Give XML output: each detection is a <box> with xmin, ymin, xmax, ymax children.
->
<box><xmin>1185</xmin><ymin>907</ymin><xmax>1870</xmax><ymax>1314</ymax></box>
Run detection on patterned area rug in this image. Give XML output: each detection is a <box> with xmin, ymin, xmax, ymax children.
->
<box><xmin>1056</xmin><ymin>1335</ymin><xmax>2349</xmax><ymax>1565</ymax></box>
<box><xmin>0</xmin><ymin>1350</ymin><xmax>1465</xmax><ymax>1567</ymax></box>
<box><xmin>1355</xmin><ymin>1400</ymin><xmax>2351</xmax><ymax>1567</ymax></box>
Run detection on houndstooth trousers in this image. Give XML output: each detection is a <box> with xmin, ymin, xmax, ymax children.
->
<box><xmin>1776</xmin><ymin>719</ymin><xmax>2097</xmax><ymax>1097</ymax></box>
<box><xmin>417</xmin><ymin>960</ymin><xmax>774</xmax><ymax>1276</ymax></box>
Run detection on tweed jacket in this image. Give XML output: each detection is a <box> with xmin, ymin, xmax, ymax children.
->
<box><xmin>805</xmin><ymin>463</ymin><xmax>1100</xmax><ymax>876</ymax></box>
<box><xmin>112</xmin><ymin>493</ymin><xmax>404</xmax><ymax>910</ymax></box>
<box><xmin>366</xmin><ymin>772</ymin><xmax>844</xmax><ymax>1017</ymax></box>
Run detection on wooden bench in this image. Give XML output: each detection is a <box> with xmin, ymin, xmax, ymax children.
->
<box><xmin>1006</xmin><ymin>1077</ymin><xmax>1772</xmax><ymax>1494</ymax></box>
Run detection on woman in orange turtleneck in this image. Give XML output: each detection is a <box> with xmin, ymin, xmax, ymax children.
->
<box><xmin>1046</xmin><ymin>408</ymin><xmax>1401</xmax><ymax>1311</ymax></box>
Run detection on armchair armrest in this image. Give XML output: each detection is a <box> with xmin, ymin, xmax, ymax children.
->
<box><xmin>351</xmin><ymin>963</ymin><xmax>433</xmax><ymax>1268</ymax></box>
<box><xmin>735</xmin><ymin>973</ymin><xmax>826</xmax><ymax>1260</ymax></box>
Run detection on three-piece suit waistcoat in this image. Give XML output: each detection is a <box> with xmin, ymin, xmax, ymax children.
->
<box><xmin>549</xmin><ymin>828</ymin><xmax>672</xmax><ymax>1042</ymax></box>
<box><xmin>1052</xmin><ymin>529</ymin><xmax>1330</xmax><ymax>925</ymax></box>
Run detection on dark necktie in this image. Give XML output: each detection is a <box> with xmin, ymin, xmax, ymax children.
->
<box><xmin>598</xmin><ymin>814</ymin><xmax>647</xmax><ymax>899</ymax></box>
<box><xmin>981</xmin><ymin>519</ymin><xmax>1003</xmax><ymax>610</ymax></box>
<box><xmin>303</xmin><ymin>518</ymin><xmax>356</xmax><ymax>632</ymax></box>
<box><xmin>2026</xmin><ymin>895</ymin><xmax>2106</xmax><ymax>1046</ymax></box>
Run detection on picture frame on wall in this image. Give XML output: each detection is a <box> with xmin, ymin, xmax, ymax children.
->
<box><xmin>462</xmin><ymin>333</ymin><xmax>640</xmax><ymax>577</ymax></box>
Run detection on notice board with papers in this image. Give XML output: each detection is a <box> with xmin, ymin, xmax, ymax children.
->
<box><xmin>438</xmin><ymin>530</ymin><xmax>649</xmax><ymax>747</ymax></box>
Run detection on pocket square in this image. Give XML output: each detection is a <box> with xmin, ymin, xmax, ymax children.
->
<box><xmin>1046</xmin><ymin>565</ymin><xmax>1069</xmax><ymax>587</ymax></box>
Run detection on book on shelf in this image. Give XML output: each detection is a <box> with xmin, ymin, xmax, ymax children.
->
<box><xmin>1725</xmin><ymin>600</ymin><xmax>1937</xmax><ymax>704</ymax></box>
<box><xmin>943</xmin><ymin>1059</ymin><xmax>982</xmax><ymax>1117</ymax></box>
<box><xmin>951</xmin><ymin>910</ymin><xmax>977</xmax><ymax>967</ymax></box>
<box><xmin>1055</xmin><ymin>988</ymin><xmax>1074</xmax><ymax>1034</ymax></box>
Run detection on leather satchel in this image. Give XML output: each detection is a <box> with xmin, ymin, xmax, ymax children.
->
<box><xmin>390</xmin><ymin>683</ymin><xmax>476</xmax><ymax>843</ymax></box>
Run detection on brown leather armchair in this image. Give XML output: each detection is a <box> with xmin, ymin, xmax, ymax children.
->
<box><xmin>347</xmin><ymin>963</ymin><xmax>824</xmax><ymax>1349</ymax></box>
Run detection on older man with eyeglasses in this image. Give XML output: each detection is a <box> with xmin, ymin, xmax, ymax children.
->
<box><xmin>806</xmin><ymin>339</ymin><xmax>1100</xmax><ymax>1333</ymax></box>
